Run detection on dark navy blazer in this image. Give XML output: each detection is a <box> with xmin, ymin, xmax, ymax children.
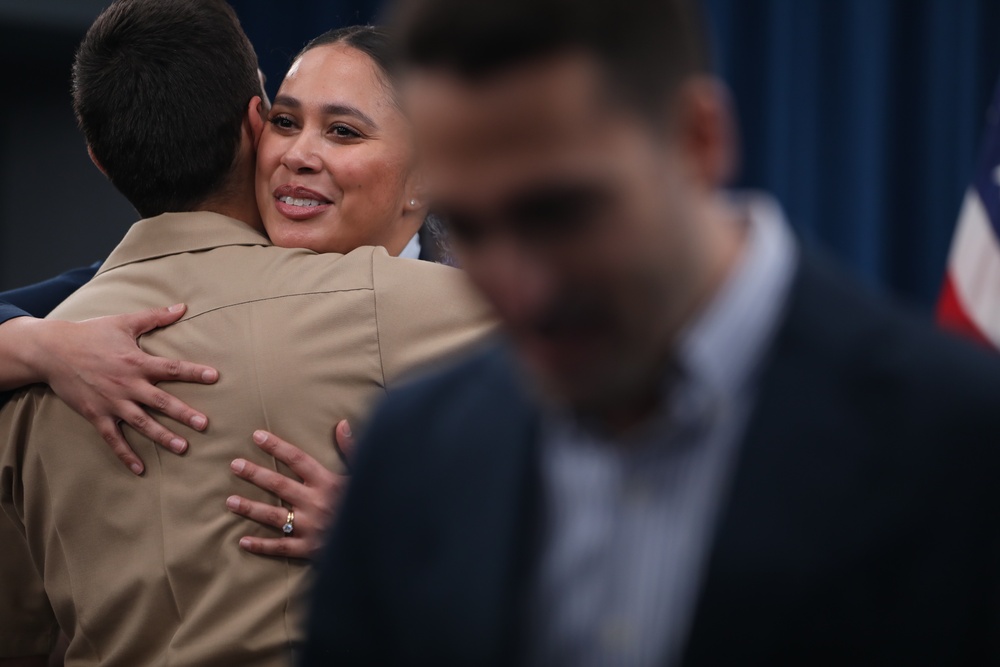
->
<box><xmin>0</xmin><ymin>262</ymin><xmax>100</xmax><ymax>404</ymax></box>
<box><xmin>304</xmin><ymin>253</ymin><xmax>1000</xmax><ymax>666</ymax></box>
<box><xmin>0</xmin><ymin>262</ymin><xmax>100</xmax><ymax>323</ymax></box>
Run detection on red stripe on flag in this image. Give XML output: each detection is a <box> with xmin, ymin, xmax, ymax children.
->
<box><xmin>937</xmin><ymin>272</ymin><xmax>994</xmax><ymax>349</ymax></box>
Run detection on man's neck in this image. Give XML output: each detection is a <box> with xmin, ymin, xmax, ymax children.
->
<box><xmin>196</xmin><ymin>150</ymin><xmax>266</xmax><ymax>234</ymax></box>
<box><xmin>197</xmin><ymin>195</ymin><xmax>265</xmax><ymax>235</ymax></box>
<box><xmin>590</xmin><ymin>197</ymin><xmax>749</xmax><ymax>439</ymax></box>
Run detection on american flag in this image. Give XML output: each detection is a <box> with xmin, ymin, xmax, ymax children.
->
<box><xmin>938</xmin><ymin>82</ymin><xmax>1000</xmax><ymax>348</ymax></box>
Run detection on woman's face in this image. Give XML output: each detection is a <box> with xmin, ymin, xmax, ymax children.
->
<box><xmin>256</xmin><ymin>43</ymin><xmax>420</xmax><ymax>255</ymax></box>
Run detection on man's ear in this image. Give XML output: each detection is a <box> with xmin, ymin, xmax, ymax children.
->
<box><xmin>672</xmin><ymin>77</ymin><xmax>739</xmax><ymax>190</ymax></box>
<box><xmin>246</xmin><ymin>95</ymin><xmax>266</xmax><ymax>149</ymax></box>
<box><xmin>86</xmin><ymin>145</ymin><xmax>108</xmax><ymax>177</ymax></box>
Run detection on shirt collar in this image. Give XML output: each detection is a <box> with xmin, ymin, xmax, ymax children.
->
<box><xmin>96</xmin><ymin>211</ymin><xmax>271</xmax><ymax>276</ymax></box>
<box><xmin>543</xmin><ymin>191</ymin><xmax>798</xmax><ymax>444</ymax></box>
<box><xmin>398</xmin><ymin>232</ymin><xmax>422</xmax><ymax>260</ymax></box>
<box><xmin>675</xmin><ymin>191</ymin><xmax>799</xmax><ymax>405</ymax></box>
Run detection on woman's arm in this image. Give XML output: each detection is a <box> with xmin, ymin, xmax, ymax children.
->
<box><xmin>227</xmin><ymin>421</ymin><xmax>355</xmax><ymax>560</ymax></box>
<box><xmin>0</xmin><ymin>261</ymin><xmax>101</xmax><ymax>318</ymax></box>
<box><xmin>0</xmin><ymin>305</ymin><xmax>219</xmax><ymax>475</ymax></box>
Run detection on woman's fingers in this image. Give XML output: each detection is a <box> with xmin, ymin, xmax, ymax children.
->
<box><xmin>230</xmin><ymin>457</ymin><xmax>308</xmax><ymax>508</ymax></box>
<box><xmin>117</xmin><ymin>304</ymin><xmax>219</xmax><ymax>386</ymax></box>
<box><xmin>227</xmin><ymin>496</ymin><xmax>315</xmax><ymax>559</ymax></box>
<box><xmin>226</xmin><ymin>494</ymin><xmax>289</xmax><ymax>529</ymax></box>
<box><xmin>117</xmin><ymin>401</ymin><xmax>189</xmax><ymax>455</ymax></box>
<box><xmin>250</xmin><ymin>430</ymin><xmax>329</xmax><ymax>483</ymax></box>
<box><xmin>231</xmin><ymin>427</ymin><xmax>351</xmax><ymax>560</ymax></box>
<box><xmin>334</xmin><ymin>419</ymin><xmax>355</xmax><ymax>464</ymax></box>
<box><xmin>139</xmin><ymin>385</ymin><xmax>209</xmax><ymax>433</ymax></box>
<box><xmin>123</xmin><ymin>303</ymin><xmax>188</xmax><ymax>336</ymax></box>
<box><xmin>36</xmin><ymin>306</ymin><xmax>219</xmax><ymax>475</ymax></box>
<box><xmin>137</xmin><ymin>352</ymin><xmax>219</xmax><ymax>387</ymax></box>
<box><xmin>95</xmin><ymin>417</ymin><xmax>145</xmax><ymax>476</ymax></box>
<box><xmin>237</xmin><ymin>536</ymin><xmax>312</xmax><ymax>559</ymax></box>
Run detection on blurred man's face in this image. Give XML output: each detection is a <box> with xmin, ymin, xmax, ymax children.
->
<box><xmin>407</xmin><ymin>53</ymin><xmax>715</xmax><ymax>417</ymax></box>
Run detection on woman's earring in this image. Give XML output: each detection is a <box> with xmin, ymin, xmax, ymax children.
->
<box><xmin>409</xmin><ymin>199</ymin><xmax>418</xmax><ymax>208</ymax></box>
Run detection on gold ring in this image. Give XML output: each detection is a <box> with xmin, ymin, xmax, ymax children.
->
<box><xmin>282</xmin><ymin>510</ymin><xmax>294</xmax><ymax>536</ymax></box>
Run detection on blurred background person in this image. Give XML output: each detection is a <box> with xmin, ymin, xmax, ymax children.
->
<box><xmin>303</xmin><ymin>0</ymin><xmax>1000</xmax><ymax>664</ymax></box>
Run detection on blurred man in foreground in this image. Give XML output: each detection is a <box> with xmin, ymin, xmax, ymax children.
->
<box><xmin>304</xmin><ymin>0</ymin><xmax>1000</xmax><ymax>665</ymax></box>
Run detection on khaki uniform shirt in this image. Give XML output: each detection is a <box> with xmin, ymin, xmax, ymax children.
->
<box><xmin>0</xmin><ymin>212</ymin><xmax>493</xmax><ymax>665</ymax></box>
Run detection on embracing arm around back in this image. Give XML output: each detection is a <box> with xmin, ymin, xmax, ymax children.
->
<box><xmin>0</xmin><ymin>304</ymin><xmax>219</xmax><ymax>475</ymax></box>
<box><xmin>228</xmin><ymin>251</ymin><xmax>497</xmax><ymax>559</ymax></box>
<box><xmin>227</xmin><ymin>421</ymin><xmax>356</xmax><ymax>560</ymax></box>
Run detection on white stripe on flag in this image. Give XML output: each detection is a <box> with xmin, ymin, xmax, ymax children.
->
<box><xmin>949</xmin><ymin>188</ymin><xmax>1000</xmax><ymax>347</ymax></box>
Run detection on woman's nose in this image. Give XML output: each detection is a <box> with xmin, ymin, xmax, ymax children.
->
<box><xmin>281</xmin><ymin>134</ymin><xmax>322</xmax><ymax>173</ymax></box>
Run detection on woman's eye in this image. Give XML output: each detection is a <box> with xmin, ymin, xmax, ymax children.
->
<box><xmin>330</xmin><ymin>125</ymin><xmax>361</xmax><ymax>139</ymax></box>
<box><xmin>269</xmin><ymin>115</ymin><xmax>295</xmax><ymax>130</ymax></box>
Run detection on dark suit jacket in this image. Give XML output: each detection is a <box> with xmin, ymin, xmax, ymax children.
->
<box><xmin>0</xmin><ymin>261</ymin><xmax>100</xmax><ymax>324</ymax></box>
<box><xmin>309</xmin><ymin>253</ymin><xmax>1000</xmax><ymax>666</ymax></box>
<box><xmin>0</xmin><ymin>262</ymin><xmax>101</xmax><ymax>405</ymax></box>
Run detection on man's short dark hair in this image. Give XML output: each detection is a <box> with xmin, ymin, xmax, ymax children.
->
<box><xmin>73</xmin><ymin>0</ymin><xmax>261</xmax><ymax>218</ymax></box>
<box><xmin>391</xmin><ymin>0</ymin><xmax>710</xmax><ymax>120</ymax></box>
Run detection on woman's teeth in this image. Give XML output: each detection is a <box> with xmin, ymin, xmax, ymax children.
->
<box><xmin>279</xmin><ymin>196</ymin><xmax>323</xmax><ymax>207</ymax></box>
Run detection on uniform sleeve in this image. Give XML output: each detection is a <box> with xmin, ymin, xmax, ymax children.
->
<box><xmin>0</xmin><ymin>395</ymin><xmax>59</xmax><ymax>657</ymax></box>
<box><xmin>371</xmin><ymin>250</ymin><xmax>496</xmax><ymax>387</ymax></box>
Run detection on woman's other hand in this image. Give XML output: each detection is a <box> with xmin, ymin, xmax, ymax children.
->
<box><xmin>227</xmin><ymin>421</ymin><xmax>354</xmax><ymax>560</ymax></box>
<box><xmin>6</xmin><ymin>304</ymin><xmax>218</xmax><ymax>475</ymax></box>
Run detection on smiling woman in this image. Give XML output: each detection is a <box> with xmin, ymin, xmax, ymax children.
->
<box><xmin>255</xmin><ymin>27</ymin><xmax>430</xmax><ymax>258</ymax></box>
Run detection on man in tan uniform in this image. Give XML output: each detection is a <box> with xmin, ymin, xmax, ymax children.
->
<box><xmin>0</xmin><ymin>1</ymin><xmax>491</xmax><ymax>665</ymax></box>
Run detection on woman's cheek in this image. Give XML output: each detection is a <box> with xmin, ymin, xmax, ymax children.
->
<box><xmin>259</xmin><ymin>129</ymin><xmax>289</xmax><ymax>174</ymax></box>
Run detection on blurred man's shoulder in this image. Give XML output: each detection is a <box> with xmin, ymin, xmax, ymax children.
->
<box><xmin>380</xmin><ymin>342</ymin><xmax>515</xmax><ymax>416</ymax></box>
<box><xmin>780</xmin><ymin>251</ymin><xmax>1000</xmax><ymax>413</ymax></box>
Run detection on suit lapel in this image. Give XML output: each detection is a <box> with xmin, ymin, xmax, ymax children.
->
<box><xmin>681</xmin><ymin>257</ymin><xmax>823</xmax><ymax>665</ymax></box>
<box><xmin>681</xmin><ymin>257</ymin><xmax>879</xmax><ymax>665</ymax></box>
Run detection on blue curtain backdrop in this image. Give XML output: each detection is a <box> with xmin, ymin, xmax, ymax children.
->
<box><xmin>230</xmin><ymin>0</ymin><xmax>381</xmax><ymax>101</ymax></box>
<box><xmin>705</xmin><ymin>0</ymin><xmax>1000</xmax><ymax>309</ymax></box>
<box><xmin>231</xmin><ymin>0</ymin><xmax>1000</xmax><ymax>311</ymax></box>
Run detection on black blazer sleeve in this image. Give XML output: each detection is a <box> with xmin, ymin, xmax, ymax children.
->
<box><xmin>0</xmin><ymin>301</ymin><xmax>28</xmax><ymax>326</ymax></box>
<box><xmin>0</xmin><ymin>261</ymin><xmax>100</xmax><ymax>406</ymax></box>
<box><xmin>0</xmin><ymin>261</ymin><xmax>101</xmax><ymax>318</ymax></box>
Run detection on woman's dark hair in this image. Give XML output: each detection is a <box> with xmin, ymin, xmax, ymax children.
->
<box><xmin>73</xmin><ymin>0</ymin><xmax>261</xmax><ymax>218</ymax></box>
<box><xmin>298</xmin><ymin>26</ymin><xmax>399</xmax><ymax>105</ymax></box>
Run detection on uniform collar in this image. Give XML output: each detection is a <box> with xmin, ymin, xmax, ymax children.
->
<box><xmin>97</xmin><ymin>211</ymin><xmax>271</xmax><ymax>276</ymax></box>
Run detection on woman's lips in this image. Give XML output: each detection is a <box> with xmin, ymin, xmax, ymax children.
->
<box><xmin>273</xmin><ymin>185</ymin><xmax>333</xmax><ymax>221</ymax></box>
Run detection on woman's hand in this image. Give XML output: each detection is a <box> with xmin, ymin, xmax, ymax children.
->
<box><xmin>3</xmin><ymin>304</ymin><xmax>218</xmax><ymax>475</ymax></box>
<box><xmin>227</xmin><ymin>421</ymin><xmax>355</xmax><ymax>560</ymax></box>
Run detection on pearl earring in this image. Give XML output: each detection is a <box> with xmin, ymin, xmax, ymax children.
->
<box><xmin>409</xmin><ymin>199</ymin><xmax>418</xmax><ymax>207</ymax></box>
